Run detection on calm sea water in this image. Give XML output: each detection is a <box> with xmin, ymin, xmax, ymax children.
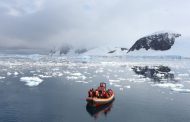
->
<box><xmin>0</xmin><ymin>57</ymin><xmax>190</xmax><ymax>122</ymax></box>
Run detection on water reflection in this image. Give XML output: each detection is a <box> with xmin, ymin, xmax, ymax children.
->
<box><xmin>132</xmin><ymin>65</ymin><xmax>175</xmax><ymax>82</ymax></box>
<box><xmin>86</xmin><ymin>99</ymin><xmax>114</xmax><ymax>119</ymax></box>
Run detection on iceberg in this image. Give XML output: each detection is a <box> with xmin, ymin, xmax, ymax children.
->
<box><xmin>20</xmin><ymin>77</ymin><xmax>43</xmax><ymax>87</ymax></box>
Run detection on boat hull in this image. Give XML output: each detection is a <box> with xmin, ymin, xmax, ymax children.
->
<box><xmin>86</xmin><ymin>93</ymin><xmax>115</xmax><ymax>107</ymax></box>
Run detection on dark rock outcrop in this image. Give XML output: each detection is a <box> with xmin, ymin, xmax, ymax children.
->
<box><xmin>75</xmin><ymin>48</ymin><xmax>88</xmax><ymax>54</ymax></box>
<box><xmin>132</xmin><ymin>65</ymin><xmax>175</xmax><ymax>82</ymax></box>
<box><xmin>128</xmin><ymin>32</ymin><xmax>181</xmax><ymax>53</ymax></box>
<box><xmin>121</xmin><ymin>48</ymin><xmax>128</xmax><ymax>51</ymax></box>
<box><xmin>108</xmin><ymin>50</ymin><xmax>116</xmax><ymax>53</ymax></box>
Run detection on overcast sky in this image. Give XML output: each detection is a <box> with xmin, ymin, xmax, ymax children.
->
<box><xmin>0</xmin><ymin>0</ymin><xmax>189</xmax><ymax>49</ymax></box>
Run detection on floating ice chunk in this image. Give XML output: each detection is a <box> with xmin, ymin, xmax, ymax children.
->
<box><xmin>175</xmin><ymin>77</ymin><xmax>181</xmax><ymax>80</ymax></box>
<box><xmin>20</xmin><ymin>77</ymin><xmax>43</xmax><ymax>87</ymax></box>
<box><xmin>30</xmin><ymin>71</ymin><xmax>35</xmax><ymax>73</ymax></box>
<box><xmin>75</xmin><ymin>81</ymin><xmax>88</xmax><ymax>83</ymax></box>
<box><xmin>52</xmin><ymin>72</ymin><xmax>63</xmax><ymax>77</ymax></box>
<box><xmin>171</xmin><ymin>88</ymin><xmax>190</xmax><ymax>93</ymax></box>
<box><xmin>52</xmin><ymin>68</ymin><xmax>60</xmax><ymax>71</ymax></box>
<box><xmin>178</xmin><ymin>73</ymin><xmax>189</xmax><ymax>77</ymax></box>
<box><xmin>0</xmin><ymin>76</ymin><xmax>5</xmax><ymax>79</ymax></box>
<box><xmin>124</xmin><ymin>85</ymin><xmax>131</xmax><ymax>89</ymax></box>
<box><xmin>128</xmin><ymin>78</ymin><xmax>135</xmax><ymax>82</ymax></box>
<box><xmin>66</xmin><ymin>76</ymin><xmax>79</xmax><ymax>80</ymax></box>
<box><xmin>14</xmin><ymin>72</ymin><xmax>19</xmax><ymax>76</ymax></box>
<box><xmin>67</xmin><ymin>73</ymin><xmax>86</xmax><ymax>80</ymax></box>
<box><xmin>71</xmin><ymin>73</ymin><xmax>82</xmax><ymax>76</ymax></box>
<box><xmin>84</xmin><ymin>72</ymin><xmax>90</xmax><ymax>75</ymax></box>
<box><xmin>80</xmin><ymin>75</ymin><xmax>87</xmax><ymax>80</ymax></box>
<box><xmin>119</xmin><ymin>87</ymin><xmax>124</xmax><ymax>91</ymax></box>
<box><xmin>39</xmin><ymin>75</ymin><xmax>52</xmax><ymax>78</ymax></box>
<box><xmin>152</xmin><ymin>83</ymin><xmax>184</xmax><ymax>89</ymax></box>
<box><xmin>63</xmin><ymin>71</ymin><xmax>71</xmax><ymax>74</ymax></box>
<box><xmin>114</xmin><ymin>84</ymin><xmax>122</xmax><ymax>87</ymax></box>
<box><xmin>109</xmin><ymin>80</ymin><xmax>120</xmax><ymax>82</ymax></box>
<box><xmin>95</xmin><ymin>68</ymin><xmax>104</xmax><ymax>73</ymax></box>
<box><xmin>132</xmin><ymin>79</ymin><xmax>146</xmax><ymax>83</ymax></box>
<box><xmin>7</xmin><ymin>72</ymin><xmax>12</xmax><ymax>76</ymax></box>
<box><xmin>117</xmin><ymin>78</ymin><xmax>126</xmax><ymax>81</ymax></box>
<box><xmin>57</xmin><ymin>73</ymin><xmax>63</xmax><ymax>77</ymax></box>
<box><xmin>156</xmin><ymin>73</ymin><xmax>164</xmax><ymax>77</ymax></box>
<box><xmin>79</xmin><ymin>66</ymin><xmax>88</xmax><ymax>69</ymax></box>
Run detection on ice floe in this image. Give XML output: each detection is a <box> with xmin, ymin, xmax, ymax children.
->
<box><xmin>95</xmin><ymin>68</ymin><xmax>104</xmax><ymax>73</ymax></box>
<box><xmin>152</xmin><ymin>83</ymin><xmax>190</xmax><ymax>93</ymax></box>
<box><xmin>38</xmin><ymin>75</ymin><xmax>52</xmax><ymax>78</ymax></box>
<box><xmin>66</xmin><ymin>76</ymin><xmax>79</xmax><ymax>80</ymax></box>
<box><xmin>124</xmin><ymin>85</ymin><xmax>131</xmax><ymax>89</ymax></box>
<box><xmin>14</xmin><ymin>72</ymin><xmax>19</xmax><ymax>76</ymax></box>
<box><xmin>119</xmin><ymin>87</ymin><xmax>124</xmax><ymax>91</ymax></box>
<box><xmin>20</xmin><ymin>77</ymin><xmax>43</xmax><ymax>87</ymax></box>
<box><xmin>75</xmin><ymin>81</ymin><xmax>88</xmax><ymax>83</ymax></box>
<box><xmin>129</xmin><ymin>78</ymin><xmax>146</xmax><ymax>83</ymax></box>
<box><xmin>114</xmin><ymin>84</ymin><xmax>122</xmax><ymax>87</ymax></box>
<box><xmin>171</xmin><ymin>88</ymin><xmax>190</xmax><ymax>93</ymax></box>
<box><xmin>7</xmin><ymin>72</ymin><xmax>12</xmax><ymax>76</ymax></box>
<box><xmin>178</xmin><ymin>73</ymin><xmax>189</xmax><ymax>77</ymax></box>
<box><xmin>184</xmin><ymin>81</ymin><xmax>190</xmax><ymax>83</ymax></box>
<box><xmin>71</xmin><ymin>73</ymin><xmax>82</xmax><ymax>76</ymax></box>
<box><xmin>1</xmin><ymin>53</ymin><xmax>190</xmax><ymax>95</ymax></box>
<box><xmin>152</xmin><ymin>83</ymin><xmax>184</xmax><ymax>89</ymax></box>
<box><xmin>109</xmin><ymin>80</ymin><xmax>120</xmax><ymax>83</ymax></box>
<box><xmin>0</xmin><ymin>76</ymin><xmax>5</xmax><ymax>79</ymax></box>
<box><xmin>117</xmin><ymin>78</ymin><xmax>127</xmax><ymax>81</ymax></box>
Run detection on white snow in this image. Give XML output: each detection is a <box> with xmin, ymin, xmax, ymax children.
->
<box><xmin>152</xmin><ymin>83</ymin><xmax>184</xmax><ymax>89</ymax></box>
<box><xmin>71</xmin><ymin>73</ymin><xmax>82</xmax><ymax>76</ymax></box>
<box><xmin>178</xmin><ymin>73</ymin><xmax>189</xmax><ymax>77</ymax></box>
<box><xmin>109</xmin><ymin>79</ymin><xmax>120</xmax><ymax>83</ymax></box>
<box><xmin>117</xmin><ymin>78</ymin><xmax>127</xmax><ymax>81</ymax></box>
<box><xmin>83</xmin><ymin>46</ymin><xmax>128</xmax><ymax>57</ymax></box>
<box><xmin>130</xmin><ymin>78</ymin><xmax>146</xmax><ymax>83</ymax></box>
<box><xmin>39</xmin><ymin>75</ymin><xmax>52</xmax><ymax>78</ymax></box>
<box><xmin>152</xmin><ymin>83</ymin><xmax>190</xmax><ymax>93</ymax></box>
<box><xmin>119</xmin><ymin>87</ymin><xmax>124</xmax><ymax>91</ymax></box>
<box><xmin>66</xmin><ymin>72</ymin><xmax>86</xmax><ymax>80</ymax></box>
<box><xmin>171</xmin><ymin>88</ymin><xmax>190</xmax><ymax>93</ymax></box>
<box><xmin>14</xmin><ymin>72</ymin><xmax>19</xmax><ymax>76</ymax></box>
<box><xmin>0</xmin><ymin>76</ymin><xmax>5</xmax><ymax>79</ymax></box>
<box><xmin>20</xmin><ymin>77</ymin><xmax>43</xmax><ymax>87</ymax></box>
<box><xmin>124</xmin><ymin>85</ymin><xmax>131</xmax><ymax>89</ymax></box>
<box><xmin>114</xmin><ymin>84</ymin><xmax>122</xmax><ymax>87</ymax></box>
<box><xmin>66</xmin><ymin>76</ymin><xmax>79</xmax><ymax>80</ymax></box>
<box><xmin>7</xmin><ymin>72</ymin><xmax>12</xmax><ymax>76</ymax></box>
<box><xmin>75</xmin><ymin>81</ymin><xmax>88</xmax><ymax>83</ymax></box>
<box><xmin>184</xmin><ymin>81</ymin><xmax>190</xmax><ymax>83</ymax></box>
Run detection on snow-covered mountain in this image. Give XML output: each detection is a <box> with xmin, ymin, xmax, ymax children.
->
<box><xmin>49</xmin><ymin>46</ymin><xmax>88</xmax><ymax>57</ymax></box>
<box><xmin>47</xmin><ymin>31</ymin><xmax>189</xmax><ymax>58</ymax></box>
<box><xmin>128</xmin><ymin>32</ymin><xmax>181</xmax><ymax>53</ymax></box>
<box><xmin>127</xmin><ymin>36</ymin><xmax>190</xmax><ymax>58</ymax></box>
<box><xmin>82</xmin><ymin>46</ymin><xmax>128</xmax><ymax>57</ymax></box>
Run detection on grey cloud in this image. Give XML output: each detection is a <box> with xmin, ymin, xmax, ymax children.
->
<box><xmin>0</xmin><ymin>0</ymin><xmax>190</xmax><ymax>49</ymax></box>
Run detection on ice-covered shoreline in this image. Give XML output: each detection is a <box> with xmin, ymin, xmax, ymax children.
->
<box><xmin>0</xmin><ymin>54</ymin><xmax>189</xmax><ymax>93</ymax></box>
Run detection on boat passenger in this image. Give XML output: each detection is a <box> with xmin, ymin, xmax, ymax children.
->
<box><xmin>95</xmin><ymin>90</ymin><xmax>99</xmax><ymax>98</ymax></box>
<box><xmin>102</xmin><ymin>91</ymin><xmax>107</xmax><ymax>98</ymax></box>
